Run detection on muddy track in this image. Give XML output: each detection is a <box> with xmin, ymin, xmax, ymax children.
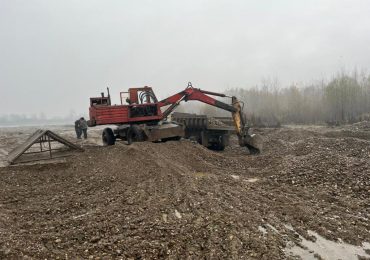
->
<box><xmin>0</xmin><ymin>124</ymin><xmax>369</xmax><ymax>259</ymax></box>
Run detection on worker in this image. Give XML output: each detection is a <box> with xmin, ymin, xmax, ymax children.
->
<box><xmin>79</xmin><ymin>117</ymin><xmax>88</xmax><ymax>139</ymax></box>
<box><xmin>74</xmin><ymin>119</ymin><xmax>82</xmax><ymax>139</ymax></box>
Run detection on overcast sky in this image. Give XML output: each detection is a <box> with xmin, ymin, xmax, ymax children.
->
<box><xmin>1</xmin><ymin>0</ymin><xmax>370</xmax><ymax>117</ymax></box>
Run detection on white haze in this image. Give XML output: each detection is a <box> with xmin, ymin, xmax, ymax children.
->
<box><xmin>1</xmin><ymin>0</ymin><xmax>370</xmax><ymax>117</ymax></box>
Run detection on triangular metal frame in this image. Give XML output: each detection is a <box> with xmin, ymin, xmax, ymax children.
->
<box><xmin>7</xmin><ymin>129</ymin><xmax>84</xmax><ymax>165</ymax></box>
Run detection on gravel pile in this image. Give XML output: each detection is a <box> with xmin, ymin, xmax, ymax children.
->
<box><xmin>0</xmin><ymin>124</ymin><xmax>369</xmax><ymax>259</ymax></box>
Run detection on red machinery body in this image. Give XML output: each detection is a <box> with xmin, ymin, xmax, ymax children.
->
<box><xmin>88</xmin><ymin>83</ymin><xmax>263</xmax><ymax>153</ymax></box>
<box><xmin>89</xmin><ymin>103</ymin><xmax>163</xmax><ymax>125</ymax></box>
<box><xmin>89</xmin><ymin>87</ymin><xmax>163</xmax><ymax>126</ymax></box>
<box><xmin>88</xmin><ymin>85</ymin><xmax>229</xmax><ymax>127</ymax></box>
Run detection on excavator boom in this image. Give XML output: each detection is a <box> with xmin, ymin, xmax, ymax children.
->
<box><xmin>159</xmin><ymin>84</ymin><xmax>262</xmax><ymax>153</ymax></box>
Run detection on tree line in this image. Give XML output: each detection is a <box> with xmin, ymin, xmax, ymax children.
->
<box><xmin>222</xmin><ymin>71</ymin><xmax>370</xmax><ymax>126</ymax></box>
<box><xmin>2</xmin><ymin>71</ymin><xmax>370</xmax><ymax>127</ymax></box>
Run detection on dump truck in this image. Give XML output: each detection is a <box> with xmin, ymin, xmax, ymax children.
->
<box><xmin>88</xmin><ymin>83</ymin><xmax>263</xmax><ymax>153</ymax></box>
<box><xmin>171</xmin><ymin>112</ymin><xmax>234</xmax><ymax>150</ymax></box>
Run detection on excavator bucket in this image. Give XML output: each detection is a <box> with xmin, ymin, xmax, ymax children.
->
<box><xmin>230</xmin><ymin>97</ymin><xmax>263</xmax><ymax>154</ymax></box>
<box><xmin>241</xmin><ymin>133</ymin><xmax>263</xmax><ymax>154</ymax></box>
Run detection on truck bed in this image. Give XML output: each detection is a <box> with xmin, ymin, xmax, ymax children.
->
<box><xmin>171</xmin><ymin>112</ymin><xmax>234</xmax><ymax>131</ymax></box>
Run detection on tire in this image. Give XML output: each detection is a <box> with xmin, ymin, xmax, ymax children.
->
<box><xmin>217</xmin><ymin>135</ymin><xmax>226</xmax><ymax>151</ymax></box>
<box><xmin>208</xmin><ymin>143</ymin><xmax>225</xmax><ymax>151</ymax></box>
<box><xmin>161</xmin><ymin>136</ymin><xmax>181</xmax><ymax>142</ymax></box>
<box><xmin>102</xmin><ymin>128</ymin><xmax>115</xmax><ymax>146</ymax></box>
<box><xmin>126</xmin><ymin>125</ymin><xmax>144</xmax><ymax>145</ymax></box>
<box><xmin>215</xmin><ymin>143</ymin><xmax>225</xmax><ymax>151</ymax></box>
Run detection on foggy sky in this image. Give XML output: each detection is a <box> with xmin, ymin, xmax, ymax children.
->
<box><xmin>1</xmin><ymin>0</ymin><xmax>370</xmax><ymax>117</ymax></box>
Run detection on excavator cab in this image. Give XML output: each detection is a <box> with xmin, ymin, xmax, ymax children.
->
<box><xmin>121</xmin><ymin>87</ymin><xmax>158</xmax><ymax>105</ymax></box>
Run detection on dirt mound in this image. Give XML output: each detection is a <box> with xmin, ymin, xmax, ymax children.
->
<box><xmin>0</xmin><ymin>126</ymin><xmax>369</xmax><ymax>259</ymax></box>
<box><xmin>348</xmin><ymin>120</ymin><xmax>370</xmax><ymax>131</ymax></box>
<box><xmin>0</xmin><ymin>141</ymin><xmax>283</xmax><ymax>259</ymax></box>
<box><xmin>208</xmin><ymin>117</ymin><xmax>227</xmax><ymax>127</ymax></box>
<box><xmin>323</xmin><ymin>120</ymin><xmax>370</xmax><ymax>141</ymax></box>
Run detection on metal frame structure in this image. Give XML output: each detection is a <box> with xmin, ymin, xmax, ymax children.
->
<box><xmin>7</xmin><ymin>129</ymin><xmax>84</xmax><ymax>165</ymax></box>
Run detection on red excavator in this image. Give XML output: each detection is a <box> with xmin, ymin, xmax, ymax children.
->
<box><xmin>88</xmin><ymin>83</ymin><xmax>262</xmax><ymax>153</ymax></box>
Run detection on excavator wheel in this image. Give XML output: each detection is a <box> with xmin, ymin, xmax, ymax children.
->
<box><xmin>127</xmin><ymin>125</ymin><xmax>145</xmax><ymax>145</ymax></box>
<box><xmin>161</xmin><ymin>136</ymin><xmax>182</xmax><ymax>142</ymax></box>
<box><xmin>102</xmin><ymin>128</ymin><xmax>116</xmax><ymax>146</ymax></box>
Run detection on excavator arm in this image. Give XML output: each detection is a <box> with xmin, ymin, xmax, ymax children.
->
<box><xmin>158</xmin><ymin>84</ymin><xmax>262</xmax><ymax>153</ymax></box>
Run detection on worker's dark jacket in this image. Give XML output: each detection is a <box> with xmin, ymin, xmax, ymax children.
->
<box><xmin>80</xmin><ymin>120</ymin><xmax>88</xmax><ymax>130</ymax></box>
<box><xmin>74</xmin><ymin>120</ymin><xmax>80</xmax><ymax>129</ymax></box>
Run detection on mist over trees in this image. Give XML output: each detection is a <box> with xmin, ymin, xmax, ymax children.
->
<box><xmin>212</xmin><ymin>70</ymin><xmax>370</xmax><ymax>126</ymax></box>
<box><xmin>2</xmin><ymin>71</ymin><xmax>370</xmax><ymax>127</ymax></box>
